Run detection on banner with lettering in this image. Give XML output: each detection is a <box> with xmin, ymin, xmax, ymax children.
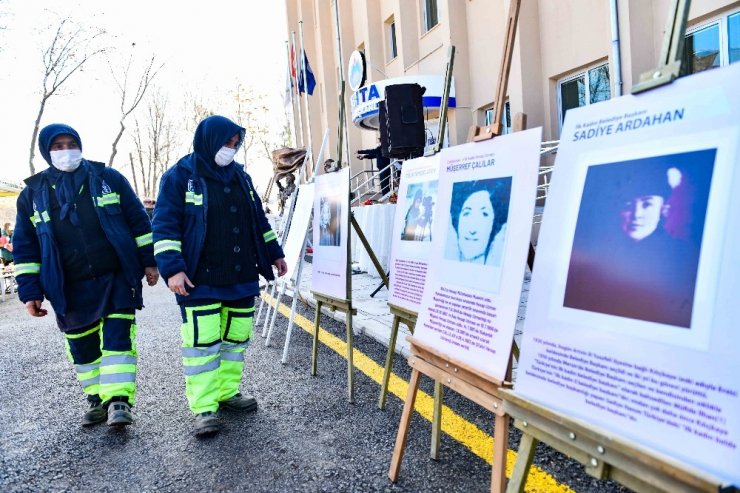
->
<box><xmin>312</xmin><ymin>167</ymin><xmax>350</xmax><ymax>300</ymax></box>
<box><xmin>516</xmin><ymin>63</ymin><xmax>740</xmax><ymax>484</ymax></box>
<box><xmin>413</xmin><ymin>128</ymin><xmax>542</xmax><ymax>381</ymax></box>
<box><xmin>388</xmin><ymin>154</ymin><xmax>440</xmax><ymax>313</ymax></box>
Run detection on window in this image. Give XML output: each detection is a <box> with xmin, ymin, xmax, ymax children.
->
<box><xmin>558</xmin><ymin>63</ymin><xmax>611</xmax><ymax>124</ymax></box>
<box><xmin>385</xmin><ymin>17</ymin><xmax>398</xmax><ymax>61</ymax></box>
<box><xmin>484</xmin><ymin>101</ymin><xmax>511</xmax><ymax>135</ymax></box>
<box><xmin>683</xmin><ymin>10</ymin><xmax>740</xmax><ymax>75</ymax></box>
<box><xmin>422</xmin><ymin>0</ymin><xmax>439</xmax><ymax>32</ymax></box>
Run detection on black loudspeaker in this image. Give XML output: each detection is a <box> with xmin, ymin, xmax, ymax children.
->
<box><xmin>378</xmin><ymin>100</ymin><xmax>391</xmax><ymax>158</ymax></box>
<box><xmin>384</xmin><ymin>83</ymin><xmax>426</xmax><ymax>158</ymax></box>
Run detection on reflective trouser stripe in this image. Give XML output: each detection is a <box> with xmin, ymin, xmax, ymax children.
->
<box><xmin>180</xmin><ymin>301</ymin><xmax>254</xmax><ymax>414</ymax></box>
<box><xmin>98</xmin><ymin>315</ymin><xmax>138</xmax><ymax>405</ymax></box>
<box><xmin>65</xmin><ymin>324</ymin><xmax>102</xmax><ymax>397</ymax></box>
<box><xmin>218</xmin><ymin>306</ymin><xmax>253</xmax><ymax>403</ymax></box>
<box><xmin>181</xmin><ymin>303</ymin><xmax>223</xmax><ymax>414</ymax></box>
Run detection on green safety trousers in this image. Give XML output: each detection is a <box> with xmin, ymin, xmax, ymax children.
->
<box><xmin>179</xmin><ymin>297</ymin><xmax>254</xmax><ymax>414</ymax></box>
<box><xmin>63</xmin><ymin>311</ymin><xmax>138</xmax><ymax>404</ymax></box>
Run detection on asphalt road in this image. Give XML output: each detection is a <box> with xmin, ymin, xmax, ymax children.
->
<box><xmin>0</xmin><ymin>282</ymin><xmax>629</xmax><ymax>492</ymax></box>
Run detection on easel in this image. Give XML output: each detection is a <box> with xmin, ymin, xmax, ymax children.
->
<box><xmin>501</xmin><ymin>390</ymin><xmax>725</xmax><ymax>493</ymax></box>
<box><xmin>388</xmin><ymin>2</ymin><xmax>523</xmax><ymax>491</ymax></box>
<box><xmin>504</xmin><ymin>1</ymin><xmax>731</xmax><ymax>491</ymax></box>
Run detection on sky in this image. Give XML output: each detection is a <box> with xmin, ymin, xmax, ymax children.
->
<box><xmin>0</xmin><ymin>0</ymin><xmax>291</xmax><ymax>197</ymax></box>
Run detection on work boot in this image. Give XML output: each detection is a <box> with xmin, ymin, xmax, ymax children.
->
<box><xmin>106</xmin><ymin>399</ymin><xmax>133</xmax><ymax>427</ymax></box>
<box><xmin>81</xmin><ymin>396</ymin><xmax>107</xmax><ymax>427</ymax></box>
<box><xmin>194</xmin><ymin>412</ymin><xmax>220</xmax><ymax>437</ymax></box>
<box><xmin>219</xmin><ymin>393</ymin><xmax>257</xmax><ymax>412</ymax></box>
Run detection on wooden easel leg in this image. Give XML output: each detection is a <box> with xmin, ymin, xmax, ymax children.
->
<box><xmin>311</xmin><ymin>300</ymin><xmax>322</xmax><ymax>376</ymax></box>
<box><xmin>506</xmin><ymin>433</ymin><xmax>537</xmax><ymax>493</ymax></box>
<box><xmin>388</xmin><ymin>368</ymin><xmax>421</xmax><ymax>482</ymax></box>
<box><xmin>378</xmin><ymin>315</ymin><xmax>401</xmax><ymax>409</ymax></box>
<box><xmin>430</xmin><ymin>381</ymin><xmax>443</xmax><ymax>460</ymax></box>
<box><xmin>491</xmin><ymin>413</ymin><xmax>510</xmax><ymax>493</ymax></box>
<box><xmin>346</xmin><ymin>304</ymin><xmax>355</xmax><ymax>403</ymax></box>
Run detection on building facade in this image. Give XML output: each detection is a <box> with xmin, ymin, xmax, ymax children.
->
<box><xmin>285</xmin><ymin>0</ymin><xmax>740</xmax><ymax>178</ymax></box>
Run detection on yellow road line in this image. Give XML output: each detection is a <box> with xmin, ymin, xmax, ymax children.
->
<box><xmin>262</xmin><ymin>295</ymin><xmax>573</xmax><ymax>493</ymax></box>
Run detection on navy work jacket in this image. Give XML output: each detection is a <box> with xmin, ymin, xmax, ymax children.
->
<box><xmin>14</xmin><ymin>161</ymin><xmax>155</xmax><ymax>315</ymax></box>
<box><xmin>152</xmin><ymin>158</ymin><xmax>283</xmax><ymax>285</ymax></box>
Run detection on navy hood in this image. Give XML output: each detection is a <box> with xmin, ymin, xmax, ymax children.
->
<box><xmin>38</xmin><ymin>124</ymin><xmax>82</xmax><ymax>166</ymax></box>
<box><xmin>193</xmin><ymin>115</ymin><xmax>245</xmax><ymax>166</ymax></box>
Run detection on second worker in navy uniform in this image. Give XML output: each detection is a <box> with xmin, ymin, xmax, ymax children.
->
<box><xmin>13</xmin><ymin>123</ymin><xmax>159</xmax><ymax>428</ymax></box>
<box><xmin>152</xmin><ymin>115</ymin><xmax>287</xmax><ymax>437</ymax></box>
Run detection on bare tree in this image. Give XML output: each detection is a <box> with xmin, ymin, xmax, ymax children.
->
<box><xmin>129</xmin><ymin>91</ymin><xmax>178</xmax><ymax>198</ymax></box>
<box><xmin>182</xmin><ymin>93</ymin><xmax>214</xmax><ymax>152</ymax></box>
<box><xmin>28</xmin><ymin>18</ymin><xmax>105</xmax><ymax>174</ymax></box>
<box><xmin>231</xmin><ymin>84</ymin><xmax>271</xmax><ymax>166</ymax></box>
<box><xmin>108</xmin><ymin>49</ymin><xmax>163</xmax><ymax>167</ymax></box>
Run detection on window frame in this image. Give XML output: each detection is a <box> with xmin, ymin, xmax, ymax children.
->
<box><xmin>385</xmin><ymin>16</ymin><xmax>398</xmax><ymax>62</ymax></box>
<box><xmin>556</xmin><ymin>61</ymin><xmax>611</xmax><ymax>127</ymax></box>
<box><xmin>484</xmin><ymin>101</ymin><xmax>512</xmax><ymax>135</ymax></box>
<box><xmin>683</xmin><ymin>8</ymin><xmax>740</xmax><ymax>74</ymax></box>
<box><xmin>421</xmin><ymin>0</ymin><xmax>440</xmax><ymax>33</ymax></box>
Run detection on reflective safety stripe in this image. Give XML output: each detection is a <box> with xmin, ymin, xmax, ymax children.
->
<box><xmin>99</xmin><ymin>373</ymin><xmax>136</xmax><ymax>384</ymax></box>
<box><xmin>135</xmin><ymin>232</ymin><xmax>153</xmax><ymax>247</ymax></box>
<box><xmin>64</xmin><ymin>324</ymin><xmax>101</xmax><ymax>340</ymax></box>
<box><xmin>263</xmin><ymin>230</ymin><xmax>277</xmax><ymax>242</ymax></box>
<box><xmin>30</xmin><ymin>210</ymin><xmax>50</xmax><ymax>227</ymax></box>
<box><xmin>154</xmin><ymin>239</ymin><xmax>182</xmax><ymax>255</ymax></box>
<box><xmin>249</xmin><ymin>191</ymin><xmax>254</xmax><ymax>201</ymax></box>
<box><xmin>182</xmin><ymin>345</ymin><xmax>221</xmax><ymax>358</ymax></box>
<box><xmin>95</xmin><ymin>193</ymin><xmax>121</xmax><ymax>206</ymax></box>
<box><xmin>185</xmin><ymin>191</ymin><xmax>203</xmax><ymax>205</ymax></box>
<box><xmin>14</xmin><ymin>262</ymin><xmax>41</xmax><ymax>276</ymax></box>
<box><xmin>101</xmin><ymin>355</ymin><xmax>137</xmax><ymax>366</ymax></box>
<box><xmin>183</xmin><ymin>358</ymin><xmax>220</xmax><ymax>376</ymax></box>
<box><xmin>76</xmin><ymin>363</ymin><xmax>100</xmax><ymax>373</ymax></box>
<box><xmin>79</xmin><ymin>376</ymin><xmax>100</xmax><ymax>388</ymax></box>
<box><xmin>222</xmin><ymin>340</ymin><xmax>250</xmax><ymax>351</ymax></box>
<box><xmin>220</xmin><ymin>352</ymin><xmax>244</xmax><ymax>362</ymax></box>
<box><xmin>106</xmin><ymin>313</ymin><xmax>135</xmax><ymax>320</ymax></box>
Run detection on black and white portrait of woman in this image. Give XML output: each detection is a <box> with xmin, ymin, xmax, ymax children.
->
<box><xmin>444</xmin><ymin>177</ymin><xmax>512</xmax><ymax>266</ymax></box>
<box><xmin>318</xmin><ymin>196</ymin><xmax>341</xmax><ymax>246</ymax></box>
<box><xmin>401</xmin><ymin>181</ymin><xmax>437</xmax><ymax>242</ymax></box>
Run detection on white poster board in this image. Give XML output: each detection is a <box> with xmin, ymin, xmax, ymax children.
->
<box><xmin>311</xmin><ymin>167</ymin><xmax>350</xmax><ymax>300</ymax></box>
<box><xmin>388</xmin><ymin>154</ymin><xmax>440</xmax><ymax>313</ymax></box>
<box><xmin>515</xmin><ymin>63</ymin><xmax>740</xmax><ymax>484</ymax></box>
<box><xmin>281</xmin><ymin>183</ymin><xmax>315</xmax><ymax>281</ymax></box>
<box><xmin>413</xmin><ymin>128</ymin><xmax>542</xmax><ymax>381</ymax></box>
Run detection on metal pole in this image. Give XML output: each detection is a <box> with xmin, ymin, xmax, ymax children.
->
<box><xmin>284</xmin><ymin>41</ymin><xmax>299</xmax><ymax>148</ymax></box>
<box><xmin>610</xmin><ymin>0</ymin><xmax>623</xmax><ymax>97</ymax></box>
<box><xmin>298</xmin><ymin>21</ymin><xmax>315</xmax><ymax>172</ymax></box>
<box><xmin>332</xmin><ymin>0</ymin><xmax>353</xmax><ymax>168</ymax></box>
<box><xmin>291</xmin><ymin>31</ymin><xmax>305</xmax><ymax>148</ymax></box>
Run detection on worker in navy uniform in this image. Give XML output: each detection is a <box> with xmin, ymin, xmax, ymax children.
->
<box><xmin>153</xmin><ymin>115</ymin><xmax>287</xmax><ymax>437</ymax></box>
<box><xmin>13</xmin><ymin>123</ymin><xmax>159</xmax><ymax>428</ymax></box>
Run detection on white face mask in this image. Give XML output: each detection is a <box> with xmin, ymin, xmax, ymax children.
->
<box><xmin>50</xmin><ymin>149</ymin><xmax>83</xmax><ymax>172</ymax></box>
<box><xmin>214</xmin><ymin>146</ymin><xmax>237</xmax><ymax>167</ymax></box>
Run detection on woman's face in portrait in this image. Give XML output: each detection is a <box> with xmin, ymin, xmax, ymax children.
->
<box><xmin>320</xmin><ymin>201</ymin><xmax>331</xmax><ymax>228</ymax></box>
<box><xmin>457</xmin><ymin>190</ymin><xmax>494</xmax><ymax>261</ymax></box>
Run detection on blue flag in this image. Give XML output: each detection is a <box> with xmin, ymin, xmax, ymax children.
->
<box><xmin>297</xmin><ymin>49</ymin><xmax>316</xmax><ymax>95</ymax></box>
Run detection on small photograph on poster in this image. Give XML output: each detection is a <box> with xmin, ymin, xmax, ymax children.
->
<box><xmin>564</xmin><ymin>148</ymin><xmax>716</xmax><ymax>328</ymax></box>
<box><xmin>318</xmin><ymin>195</ymin><xmax>342</xmax><ymax>247</ymax></box>
<box><xmin>401</xmin><ymin>180</ymin><xmax>438</xmax><ymax>242</ymax></box>
<box><xmin>444</xmin><ymin>177</ymin><xmax>512</xmax><ymax>266</ymax></box>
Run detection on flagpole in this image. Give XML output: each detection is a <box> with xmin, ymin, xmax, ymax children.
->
<box><xmin>285</xmin><ymin>41</ymin><xmax>299</xmax><ymax>149</ymax></box>
<box><xmin>332</xmin><ymin>0</ymin><xmax>352</xmax><ymax>169</ymax></box>
<box><xmin>298</xmin><ymin>21</ymin><xmax>315</xmax><ymax>178</ymax></box>
<box><xmin>291</xmin><ymin>31</ymin><xmax>306</xmax><ymax>149</ymax></box>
